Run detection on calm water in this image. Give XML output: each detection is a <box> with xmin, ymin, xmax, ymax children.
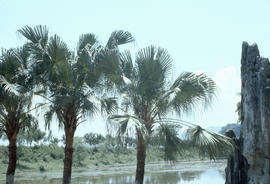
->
<box><xmin>9</xmin><ymin>161</ymin><xmax>226</xmax><ymax>184</ymax></box>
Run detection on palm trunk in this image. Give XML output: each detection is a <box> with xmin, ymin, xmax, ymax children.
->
<box><xmin>62</xmin><ymin>129</ymin><xmax>75</xmax><ymax>184</ymax></box>
<box><xmin>6</xmin><ymin>138</ymin><xmax>17</xmax><ymax>184</ymax></box>
<box><xmin>135</xmin><ymin>131</ymin><xmax>146</xmax><ymax>184</ymax></box>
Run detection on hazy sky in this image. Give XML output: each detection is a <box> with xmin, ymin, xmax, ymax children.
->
<box><xmin>1</xmin><ymin>0</ymin><xmax>270</xmax><ymax>137</ymax></box>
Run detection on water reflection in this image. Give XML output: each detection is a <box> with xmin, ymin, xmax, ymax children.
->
<box><xmin>79</xmin><ymin>174</ymin><xmax>135</xmax><ymax>184</ymax></box>
<box><xmin>14</xmin><ymin>169</ymin><xmax>224</xmax><ymax>184</ymax></box>
<box><xmin>144</xmin><ymin>172</ymin><xmax>181</xmax><ymax>184</ymax></box>
<box><xmin>180</xmin><ymin>170</ymin><xmax>204</xmax><ymax>181</ymax></box>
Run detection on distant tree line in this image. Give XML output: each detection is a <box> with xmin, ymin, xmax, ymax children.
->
<box><xmin>219</xmin><ymin>123</ymin><xmax>241</xmax><ymax>138</ymax></box>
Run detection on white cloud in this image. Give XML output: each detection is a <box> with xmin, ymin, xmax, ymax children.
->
<box><xmin>213</xmin><ymin>66</ymin><xmax>241</xmax><ymax>96</ymax></box>
<box><xmin>76</xmin><ymin>115</ymin><xmax>107</xmax><ymax>137</ymax></box>
<box><xmin>208</xmin><ymin>66</ymin><xmax>241</xmax><ymax>126</ymax></box>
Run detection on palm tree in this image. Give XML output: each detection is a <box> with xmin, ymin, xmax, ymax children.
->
<box><xmin>108</xmin><ymin>46</ymin><xmax>233</xmax><ymax>184</ymax></box>
<box><xmin>18</xmin><ymin>25</ymin><xmax>134</xmax><ymax>184</ymax></box>
<box><xmin>0</xmin><ymin>47</ymin><xmax>37</xmax><ymax>184</ymax></box>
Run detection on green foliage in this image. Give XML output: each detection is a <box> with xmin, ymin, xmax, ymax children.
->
<box><xmin>43</xmin><ymin>130</ymin><xmax>59</xmax><ymax>146</ymax></box>
<box><xmin>170</xmin><ymin>72</ymin><xmax>216</xmax><ymax>113</ymax></box>
<box><xmin>186</xmin><ymin>126</ymin><xmax>234</xmax><ymax>160</ymax></box>
<box><xmin>0</xmin><ymin>130</ymin><xmax>3</xmax><ymax>139</ymax></box>
<box><xmin>73</xmin><ymin>137</ymin><xmax>88</xmax><ymax>166</ymax></box>
<box><xmin>18</xmin><ymin>124</ymin><xmax>46</xmax><ymax>146</ymax></box>
<box><xmin>18</xmin><ymin>25</ymin><xmax>49</xmax><ymax>47</ymax></box>
<box><xmin>108</xmin><ymin>45</ymin><xmax>234</xmax><ymax>166</ymax></box>
<box><xmin>83</xmin><ymin>133</ymin><xmax>105</xmax><ymax>146</ymax></box>
<box><xmin>106</xmin><ymin>30</ymin><xmax>134</xmax><ymax>49</ymax></box>
<box><xmin>154</xmin><ymin>124</ymin><xmax>185</xmax><ymax>161</ymax></box>
<box><xmin>0</xmin><ymin>140</ymin><xmax>225</xmax><ymax>173</ymax></box>
<box><xmin>39</xmin><ymin>165</ymin><xmax>45</xmax><ymax>172</ymax></box>
<box><xmin>77</xmin><ymin>33</ymin><xmax>98</xmax><ymax>51</ymax></box>
<box><xmin>18</xmin><ymin>25</ymin><xmax>134</xmax><ymax>134</ymax></box>
<box><xmin>0</xmin><ymin>45</ymin><xmax>37</xmax><ymax>170</ymax></box>
<box><xmin>0</xmin><ymin>25</ymin><xmax>233</xmax><ymax>182</ymax></box>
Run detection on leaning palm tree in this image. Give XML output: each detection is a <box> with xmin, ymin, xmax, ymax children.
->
<box><xmin>18</xmin><ymin>25</ymin><xmax>134</xmax><ymax>184</ymax></box>
<box><xmin>108</xmin><ymin>46</ymin><xmax>233</xmax><ymax>184</ymax></box>
<box><xmin>0</xmin><ymin>47</ymin><xmax>37</xmax><ymax>184</ymax></box>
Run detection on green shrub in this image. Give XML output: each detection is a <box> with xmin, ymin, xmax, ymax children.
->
<box><xmin>39</xmin><ymin>165</ymin><xmax>45</xmax><ymax>172</ymax></box>
<box><xmin>2</xmin><ymin>159</ymin><xmax>8</xmax><ymax>164</ymax></box>
<box><xmin>43</xmin><ymin>156</ymin><xmax>49</xmax><ymax>162</ymax></box>
<box><xmin>50</xmin><ymin>152</ymin><xmax>57</xmax><ymax>159</ymax></box>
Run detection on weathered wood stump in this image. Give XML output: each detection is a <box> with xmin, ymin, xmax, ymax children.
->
<box><xmin>225</xmin><ymin>42</ymin><xmax>270</xmax><ymax>184</ymax></box>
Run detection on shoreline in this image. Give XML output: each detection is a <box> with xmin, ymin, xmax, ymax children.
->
<box><xmin>0</xmin><ymin>159</ymin><xmax>227</xmax><ymax>181</ymax></box>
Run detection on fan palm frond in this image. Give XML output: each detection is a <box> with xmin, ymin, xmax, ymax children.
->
<box><xmin>108</xmin><ymin>114</ymin><xmax>146</xmax><ymax>136</ymax></box>
<box><xmin>96</xmin><ymin>49</ymin><xmax>122</xmax><ymax>86</ymax></box>
<box><xmin>18</xmin><ymin>25</ymin><xmax>49</xmax><ymax>48</ymax></box>
<box><xmin>0</xmin><ymin>49</ymin><xmax>21</xmax><ymax>79</ymax></box>
<box><xmin>100</xmin><ymin>97</ymin><xmax>117</xmax><ymax>115</ymax></box>
<box><xmin>136</xmin><ymin>46</ymin><xmax>172</xmax><ymax>76</ymax></box>
<box><xmin>155</xmin><ymin>123</ymin><xmax>185</xmax><ymax>161</ymax></box>
<box><xmin>80</xmin><ymin>96</ymin><xmax>99</xmax><ymax>118</ymax></box>
<box><xmin>120</xmin><ymin>50</ymin><xmax>134</xmax><ymax>79</ymax></box>
<box><xmin>13</xmin><ymin>45</ymin><xmax>30</xmax><ymax>69</ymax></box>
<box><xmin>19</xmin><ymin>113</ymin><xmax>38</xmax><ymax>129</ymax></box>
<box><xmin>0</xmin><ymin>75</ymin><xmax>21</xmax><ymax>96</ymax></box>
<box><xmin>46</xmin><ymin>35</ymin><xmax>72</xmax><ymax>84</ymax></box>
<box><xmin>106</xmin><ymin>30</ymin><xmax>134</xmax><ymax>49</ymax></box>
<box><xmin>77</xmin><ymin>33</ymin><xmax>98</xmax><ymax>51</ymax></box>
<box><xmin>135</xmin><ymin>46</ymin><xmax>172</xmax><ymax>99</ymax></box>
<box><xmin>186</xmin><ymin>125</ymin><xmax>234</xmax><ymax>159</ymax></box>
<box><xmin>44</xmin><ymin>104</ymin><xmax>64</xmax><ymax>130</ymax></box>
<box><xmin>170</xmin><ymin>72</ymin><xmax>216</xmax><ymax>114</ymax></box>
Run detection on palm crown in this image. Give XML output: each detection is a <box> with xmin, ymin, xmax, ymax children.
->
<box><xmin>0</xmin><ymin>46</ymin><xmax>36</xmax><ymax>135</ymax></box>
<box><xmin>18</xmin><ymin>25</ymin><xmax>134</xmax><ymax>184</ymax></box>
<box><xmin>109</xmin><ymin>46</ymin><xmax>232</xmax><ymax>160</ymax></box>
<box><xmin>0</xmin><ymin>45</ymin><xmax>38</xmax><ymax>184</ymax></box>
<box><xmin>18</xmin><ymin>25</ymin><xmax>134</xmax><ymax>129</ymax></box>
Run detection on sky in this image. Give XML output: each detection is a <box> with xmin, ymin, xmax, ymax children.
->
<box><xmin>1</xmin><ymin>0</ymin><xmax>270</xmax><ymax>137</ymax></box>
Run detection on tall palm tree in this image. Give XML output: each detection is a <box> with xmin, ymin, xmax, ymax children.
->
<box><xmin>0</xmin><ymin>47</ymin><xmax>37</xmax><ymax>184</ymax></box>
<box><xmin>108</xmin><ymin>46</ymin><xmax>233</xmax><ymax>184</ymax></box>
<box><xmin>18</xmin><ymin>25</ymin><xmax>134</xmax><ymax>184</ymax></box>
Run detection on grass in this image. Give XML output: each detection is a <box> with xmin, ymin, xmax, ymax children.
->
<box><xmin>0</xmin><ymin>144</ymin><xmax>210</xmax><ymax>174</ymax></box>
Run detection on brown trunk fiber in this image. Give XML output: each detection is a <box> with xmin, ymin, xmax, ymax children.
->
<box><xmin>135</xmin><ymin>131</ymin><xmax>146</xmax><ymax>184</ymax></box>
<box><xmin>62</xmin><ymin>130</ymin><xmax>75</xmax><ymax>184</ymax></box>
<box><xmin>6</xmin><ymin>138</ymin><xmax>17</xmax><ymax>184</ymax></box>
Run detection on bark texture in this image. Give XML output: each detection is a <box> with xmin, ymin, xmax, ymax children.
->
<box><xmin>135</xmin><ymin>131</ymin><xmax>146</xmax><ymax>184</ymax></box>
<box><xmin>5</xmin><ymin>120</ymin><xmax>19</xmax><ymax>184</ymax></box>
<box><xmin>6</xmin><ymin>138</ymin><xmax>17</xmax><ymax>184</ymax></box>
<box><xmin>225</xmin><ymin>130</ymin><xmax>248</xmax><ymax>184</ymax></box>
<box><xmin>225</xmin><ymin>42</ymin><xmax>270</xmax><ymax>184</ymax></box>
<box><xmin>62</xmin><ymin>129</ymin><xmax>75</xmax><ymax>184</ymax></box>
